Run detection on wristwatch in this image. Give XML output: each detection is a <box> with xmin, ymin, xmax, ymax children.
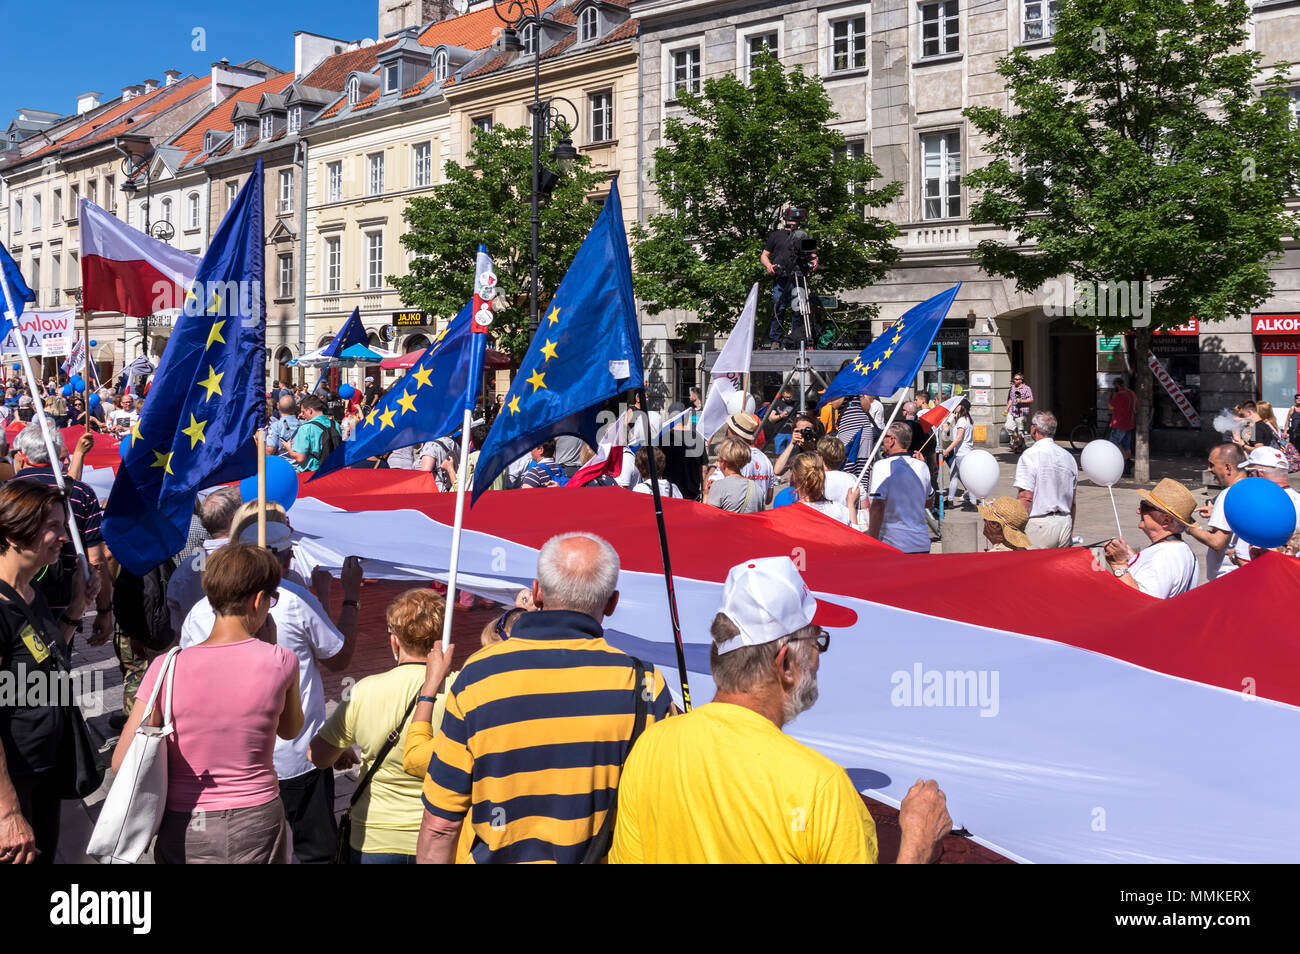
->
<box><xmin>59</xmin><ymin>612</ymin><xmax>80</xmax><ymax>627</ymax></box>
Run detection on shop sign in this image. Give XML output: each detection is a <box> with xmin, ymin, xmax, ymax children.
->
<box><xmin>1253</xmin><ymin>314</ymin><xmax>1300</xmax><ymax>334</ymax></box>
<box><xmin>1099</xmin><ymin>336</ymin><xmax>1123</xmax><ymax>352</ymax></box>
<box><xmin>1258</xmin><ymin>336</ymin><xmax>1300</xmax><ymax>353</ymax></box>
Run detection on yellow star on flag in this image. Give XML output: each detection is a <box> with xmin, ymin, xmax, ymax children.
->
<box><xmin>411</xmin><ymin>366</ymin><xmax>433</xmax><ymax>389</ymax></box>
<box><xmin>892</xmin><ymin>334</ymin><xmax>901</xmax><ymax>345</ymax></box>
<box><xmin>526</xmin><ymin>369</ymin><xmax>547</xmax><ymax>392</ymax></box>
<box><xmin>883</xmin><ymin>348</ymin><xmax>893</xmax><ymax>359</ymax></box>
<box><xmin>130</xmin><ymin>419</ymin><xmax>143</xmax><ymax>444</ymax></box>
<box><xmin>378</xmin><ymin>407</ymin><xmax>396</xmax><ymax>430</ymax></box>
<box><xmin>205</xmin><ymin>320</ymin><xmax>226</xmax><ymax>351</ymax></box>
<box><xmin>181</xmin><ymin>414</ymin><xmax>207</xmax><ymax>449</ymax></box>
<box><xmin>540</xmin><ymin>339</ymin><xmax>558</xmax><ymax>362</ymax></box>
<box><xmin>208</xmin><ymin>290</ymin><xmax>223</xmax><ymax>314</ymax></box>
<box><xmin>507</xmin><ymin>395</ymin><xmax>521</xmax><ymax>415</ymax></box>
<box><xmin>396</xmin><ymin>390</ymin><xmax>417</xmax><ymax>415</ymax></box>
<box><xmin>365</xmin><ymin>407</ymin><xmax>378</xmax><ymax>427</ymax></box>
<box><xmin>197</xmin><ymin>365</ymin><xmax>223</xmax><ymax>402</ymax></box>
<box><xmin>871</xmin><ymin>359</ymin><xmax>882</xmax><ymax>370</ymax></box>
<box><xmin>545</xmin><ymin>304</ymin><xmax>561</xmax><ymax>326</ymax></box>
<box><xmin>151</xmin><ymin>450</ymin><xmax>174</xmax><ymax>475</ymax></box>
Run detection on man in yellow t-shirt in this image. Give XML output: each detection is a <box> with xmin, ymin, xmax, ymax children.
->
<box><xmin>610</xmin><ymin>556</ymin><xmax>952</xmax><ymax>865</ymax></box>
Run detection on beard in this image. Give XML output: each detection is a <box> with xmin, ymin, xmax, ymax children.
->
<box><xmin>781</xmin><ymin>651</ymin><xmax>820</xmax><ymax>724</ymax></box>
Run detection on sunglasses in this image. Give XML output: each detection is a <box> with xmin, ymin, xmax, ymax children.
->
<box><xmin>1137</xmin><ymin>502</ymin><xmax>1159</xmax><ymax>516</ymax></box>
<box><xmin>787</xmin><ymin>628</ymin><xmax>830</xmax><ymax>653</ymax></box>
<box><xmin>266</xmin><ymin>589</ymin><xmax>280</xmax><ymax>608</ymax></box>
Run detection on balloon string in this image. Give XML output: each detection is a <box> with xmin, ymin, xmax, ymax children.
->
<box><xmin>1108</xmin><ymin>486</ymin><xmax>1123</xmax><ymax>540</ymax></box>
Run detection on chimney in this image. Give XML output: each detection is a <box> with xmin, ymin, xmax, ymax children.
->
<box><xmin>143</xmin><ymin>78</ymin><xmax>159</xmax><ymax>93</ymax></box>
<box><xmin>164</xmin><ymin>69</ymin><xmax>181</xmax><ymax>86</ymax></box>
<box><xmin>210</xmin><ymin>60</ymin><xmax>268</xmax><ymax>105</ymax></box>
<box><xmin>76</xmin><ymin>91</ymin><xmax>102</xmax><ymax>114</ymax></box>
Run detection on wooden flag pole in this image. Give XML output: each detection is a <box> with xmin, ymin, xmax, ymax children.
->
<box><xmin>255</xmin><ymin>430</ymin><xmax>267</xmax><ymax>547</ymax></box>
<box><xmin>440</xmin><ymin>406</ymin><xmax>474</xmax><ymax>652</ymax></box>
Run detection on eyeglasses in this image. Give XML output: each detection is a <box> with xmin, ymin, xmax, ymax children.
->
<box><xmin>787</xmin><ymin>628</ymin><xmax>830</xmax><ymax>653</ymax></box>
<box><xmin>266</xmin><ymin>590</ymin><xmax>280</xmax><ymax>608</ymax></box>
<box><xmin>1137</xmin><ymin>503</ymin><xmax>1158</xmax><ymax>517</ymax></box>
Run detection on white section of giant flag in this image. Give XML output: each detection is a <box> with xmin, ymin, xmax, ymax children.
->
<box><xmin>696</xmin><ymin>283</ymin><xmax>758</xmax><ymax>443</ymax></box>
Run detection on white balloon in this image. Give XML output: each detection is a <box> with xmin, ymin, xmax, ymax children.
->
<box><xmin>1080</xmin><ymin>439</ymin><xmax>1125</xmax><ymax>487</ymax></box>
<box><xmin>956</xmin><ymin>449</ymin><xmax>1000</xmax><ymax>499</ymax></box>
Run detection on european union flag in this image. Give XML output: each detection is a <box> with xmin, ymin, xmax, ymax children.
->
<box><xmin>472</xmin><ymin>182</ymin><xmax>642</xmax><ymax>502</ymax></box>
<box><xmin>819</xmin><ymin>284</ymin><xmax>961</xmax><ymax>407</ymax></box>
<box><xmin>0</xmin><ymin>241</ymin><xmax>36</xmax><ymax>339</ymax></box>
<box><xmin>312</xmin><ymin>301</ymin><xmax>476</xmax><ymax>480</ymax></box>
<box><xmin>103</xmin><ymin>160</ymin><xmax>267</xmax><ymax>575</ymax></box>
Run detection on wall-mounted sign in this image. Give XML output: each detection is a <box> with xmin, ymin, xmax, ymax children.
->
<box><xmin>970</xmin><ymin>372</ymin><xmax>992</xmax><ymax>387</ymax></box>
<box><xmin>971</xmin><ymin>388</ymin><xmax>990</xmax><ymax>405</ymax></box>
<box><xmin>1253</xmin><ymin>314</ymin><xmax>1300</xmax><ymax>335</ymax></box>
<box><xmin>970</xmin><ymin>338</ymin><xmax>992</xmax><ymax>353</ymax></box>
<box><xmin>393</xmin><ymin>309</ymin><xmax>434</xmax><ymax>328</ymax></box>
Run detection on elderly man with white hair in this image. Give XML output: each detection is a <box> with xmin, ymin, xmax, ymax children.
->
<box><xmin>1013</xmin><ymin>410</ymin><xmax>1078</xmax><ymax>549</ymax></box>
<box><xmin>610</xmin><ymin>556</ymin><xmax>952</xmax><ymax>864</ymax></box>
<box><xmin>1228</xmin><ymin>447</ymin><xmax>1300</xmax><ymax>569</ymax></box>
<box><xmin>418</xmin><ymin>532</ymin><xmax>674</xmax><ymax>864</ymax></box>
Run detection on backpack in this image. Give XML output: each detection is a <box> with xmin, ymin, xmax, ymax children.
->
<box><xmin>305</xmin><ymin>416</ymin><xmax>342</xmax><ymax>465</ymax></box>
<box><xmin>526</xmin><ymin>460</ymin><xmax>568</xmax><ymax>487</ymax></box>
<box><xmin>113</xmin><ymin>559</ymin><xmax>177</xmax><ymax>653</ymax></box>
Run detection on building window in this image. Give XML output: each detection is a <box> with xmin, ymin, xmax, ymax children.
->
<box><xmin>588</xmin><ymin>90</ymin><xmax>613</xmax><ymax>143</ymax></box>
<box><xmin>187</xmin><ymin>192</ymin><xmax>200</xmax><ymax>229</ymax></box>
<box><xmin>472</xmin><ymin>115</ymin><xmax>493</xmax><ymax>134</ymax></box>
<box><xmin>52</xmin><ymin>189</ymin><xmax>62</xmax><ymax>222</ymax></box>
<box><xmin>278</xmin><ymin>253</ymin><xmax>294</xmax><ymax>299</ymax></box>
<box><xmin>86</xmin><ymin>180</ymin><xmax>97</xmax><ymax>207</ymax></box>
<box><xmin>413</xmin><ymin>142</ymin><xmax>432</xmax><ymax>187</ymax></box>
<box><xmin>347</xmin><ymin>77</ymin><xmax>360</xmax><ymax>105</ymax></box>
<box><xmin>235</xmin><ymin>123</ymin><xmax>247</xmax><ymax>147</ymax></box>
<box><xmin>226</xmin><ymin>181</ymin><xmax>238</xmax><ymax>208</ymax></box>
<box><xmin>29</xmin><ymin>256</ymin><xmax>39</xmax><ymax>304</ymax></box>
<box><xmin>327</xmin><ymin>161</ymin><xmax>343</xmax><ymax>202</ymax></box>
<box><xmin>50</xmin><ymin>253</ymin><xmax>60</xmax><ymax>304</ymax></box>
<box><xmin>521</xmin><ymin>23</ymin><xmax>537</xmax><ymax>55</ymax></box>
<box><xmin>279</xmin><ymin>169</ymin><xmax>293</xmax><ymax>213</ymax></box>
<box><xmin>367</xmin><ymin>152</ymin><xmax>385</xmax><ymax>196</ymax></box>
<box><xmin>12</xmin><ymin>198</ymin><xmax>20</xmax><ymax>232</ymax></box>
<box><xmin>434</xmin><ymin>51</ymin><xmax>449</xmax><ymax>83</ymax></box>
<box><xmin>70</xmin><ymin>183</ymin><xmax>80</xmax><ymax>210</ymax></box>
<box><xmin>104</xmin><ymin>176</ymin><xmax>114</xmax><ymax>211</ymax></box>
<box><xmin>671</xmin><ymin>47</ymin><xmax>701</xmax><ymax>99</ymax></box>
<box><xmin>922</xmin><ymin>131</ymin><xmax>962</xmax><ymax>219</ymax></box>
<box><xmin>384</xmin><ymin>63</ymin><xmax>399</xmax><ymax>94</ymax></box>
<box><xmin>920</xmin><ymin>1</ymin><xmax>960</xmax><ymax>58</ymax></box>
<box><xmin>68</xmin><ymin>251</ymin><xmax>77</xmax><ymax>289</ymax></box>
<box><xmin>1023</xmin><ymin>0</ymin><xmax>1060</xmax><ymax>42</ymax></box>
<box><xmin>161</xmin><ymin>197</ymin><xmax>172</xmax><ymax>224</ymax></box>
<box><xmin>326</xmin><ymin>236</ymin><xmax>341</xmax><ymax>293</ymax></box>
<box><xmin>836</xmin><ymin>140</ymin><xmax>868</xmax><ymax>210</ymax></box>
<box><xmin>579</xmin><ymin>6</ymin><xmax>599</xmax><ymax>43</ymax></box>
<box><xmin>31</xmin><ymin>194</ymin><xmax>41</xmax><ymax>230</ymax></box>
<box><xmin>746</xmin><ymin>31</ymin><xmax>779</xmax><ymax>81</ymax></box>
<box><xmin>365</xmin><ymin>232</ymin><xmax>384</xmax><ymax>290</ymax></box>
<box><xmin>831</xmin><ymin>16</ymin><xmax>868</xmax><ymax>72</ymax></box>
<box><xmin>260</xmin><ymin>115</ymin><xmax>273</xmax><ymax>139</ymax></box>
<box><xmin>288</xmin><ymin>106</ymin><xmax>301</xmax><ymax>133</ymax></box>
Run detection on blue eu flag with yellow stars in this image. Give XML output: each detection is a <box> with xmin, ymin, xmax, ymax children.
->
<box><xmin>312</xmin><ymin>300</ymin><xmax>477</xmax><ymax>480</ymax></box>
<box><xmin>818</xmin><ymin>283</ymin><xmax>962</xmax><ymax>407</ymax></box>
<box><xmin>103</xmin><ymin>160</ymin><xmax>267</xmax><ymax>575</ymax></box>
<box><xmin>472</xmin><ymin>181</ymin><xmax>642</xmax><ymax>502</ymax></box>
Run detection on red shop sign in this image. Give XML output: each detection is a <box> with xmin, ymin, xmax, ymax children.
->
<box><xmin>1252</xmin><ymin>314</ymin><xmax>1300</xmax><ymax>334</ymax></box>
<box><xmin>1257</xmin><ymin>336</ymin><xmax>1300</xmax><ymax>353</ymax></box>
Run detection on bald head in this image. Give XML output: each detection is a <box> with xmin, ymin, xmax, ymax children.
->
<box><xmin>200</xmin><ymin>486</ymin><xmax>244</xmax><ymax>538</ymax></box>
<box><xmin>533</xmin><ymin>532</ymin><xmax>620</xmax><ymax>620</ymax></box>
<box><xmin>278</xmin><ymin>395</ymin><xmax>298</xmax><ymax>416</ymax></box>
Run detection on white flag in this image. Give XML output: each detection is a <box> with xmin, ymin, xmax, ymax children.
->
<box><xmin>697</xmin><ymin>283</ymin><xmax>758</xmax><ymax>443</ymax></box>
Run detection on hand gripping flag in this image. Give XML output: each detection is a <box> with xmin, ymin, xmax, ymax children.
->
<box><xmin>472</xmin><ymin>181</ymin><xmax>642</xmax><ymax>502</ymax></box>
<box><xmin>312</xmin><ymin>249</ymin><xmax>498</xmax><ymax>481</ymax></box>
<box><xmin>819</xmin><ymin>284</ymin><xmax>961</xmax><ymax>407</ymax></box>
<box><xmin>0</xmin><ymin>242</ymin><xmax>36</xmax><ymax>339</ymax></box>
<box><xmin>102</xmin><ymin>160</ymin><xmax>267</xmax><ymax>575</ymax></box>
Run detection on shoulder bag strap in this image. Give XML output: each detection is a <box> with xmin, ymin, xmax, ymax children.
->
<box><xmin>349</xmin><ymin>693</ymin><xmax>421</xmax><ymax>808</ymax></box>
<box><xmin>0</xmin><ymin>578</ymin><xmax>73</xmax><ymax>672</ymax></box>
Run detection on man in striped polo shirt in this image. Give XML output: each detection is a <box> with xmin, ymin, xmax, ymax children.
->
<box><xmin>418</xmin><ymin>532</ymin><xmax>673</xmax><ymax>864</ymax></box>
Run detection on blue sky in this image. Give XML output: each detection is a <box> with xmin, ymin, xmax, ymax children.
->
<box><xmin>5</xmin><ymin>1</ymin><xmax>376</xmax><ymax>120</ymax></box>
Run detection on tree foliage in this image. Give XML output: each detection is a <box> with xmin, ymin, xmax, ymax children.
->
<box><xmin>392</xmin><ymin>124</ymin><xmax>607</xmax><ymax>359</ymax></box>
<box><xmin>632</xmin><ymin>55</ymin><xmax>902</xmax><ymax>339</ymax></box>
<box><xmin>963</xmin><ymin>0</ymin><xmax>1300</xmax><ymax>478</ymax></box>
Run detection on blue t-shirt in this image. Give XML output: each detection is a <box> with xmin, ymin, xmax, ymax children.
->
<box><xmin>772</xmin><ymin>487</ymin><xmax>797</xmax><ymax>509</ymax></box>
<box><xmin>291</xmin><ymin>417</ymin><xmax>337</xmax><ymax>472</ymax></box>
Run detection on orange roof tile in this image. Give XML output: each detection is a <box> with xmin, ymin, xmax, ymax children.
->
<box><xmin>600</xmin><ymin>17</ymin><xmax>638</xmax><ymax>44</ymax></box>
<box><xmin>172</xmin><ymin>71</ymin><xmax>296</xmax><ymax>168</ymax></box>
<box><xmin>301</xmin><ymin>40</ymin><xmax>396</xmax><ymax>91</ymax></box>
<box><xmin>25</xmin><ymin>77</ymin><xmax>207</xmax><ymax>161</ymax></box>
<box><xmin>318</xmin><ymin>98</ymin><xmax>346</xmax><ymax>120</ymax></box>
<box><xmin>417</xmin><ymin>0</ymin><xmax>560</xmax><ymax>51</ymax></box>
<box><xmin>350</xmin><ymin>87</ymin><xmax>382</xmax><ymax>113</ymax></box>
<box><xmin>401</xmin><ymin>69</ymin><xmax>441</xmax><ymax>99</ymax></box>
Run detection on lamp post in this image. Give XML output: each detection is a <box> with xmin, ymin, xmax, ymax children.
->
<box><xmin>491</xmin><ymin>1</ymin><xmax>580</xmax><ymax>337</ymax></box>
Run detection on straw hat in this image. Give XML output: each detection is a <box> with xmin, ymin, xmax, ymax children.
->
<box><xmin>976</xmin><ymin>496</ymin><xmax>1031</xmax><ymax>550</ymax></box>
<box><xmin>726</xmin><ymin>411</ymin><xmax>760</xmax><ymax>443</ymax></box>
<box><xmin>1136</xmin><ymin>478</ymin><xmax>1198</xmax><ymax>528</ymax></box>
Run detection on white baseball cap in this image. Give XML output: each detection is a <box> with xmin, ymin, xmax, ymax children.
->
<box><xmin>1243</xmin><ymin>446</ymin><xmax>1288</xmax><ymax>471</ymax></box>
<box><xmin>365</xmin><ymin>376</ymin><xmax>374</xmax><ymax>383</ymax></box>
<box><xmin>237</xmin><ymin>522</ymin><xmax>294</xmax><ymax>553</ymax></box>
<box><xmin>715</xmin><ymin>556</ymin><xmax>857</xmax><ymax>655</ymax></box>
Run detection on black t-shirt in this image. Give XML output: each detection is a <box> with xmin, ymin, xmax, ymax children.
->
<box><xmin>764</xmin><ymin>228</ymin><xmax>805</xmax><ymax>273</ymax></box>
<box><xmin>0</xmin><ymin>587</ymin><xmax>68</xmax><ymax>778</ymax></box>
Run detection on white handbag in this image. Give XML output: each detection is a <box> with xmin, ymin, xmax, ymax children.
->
<box><xmin>86</xmin><ymin>647</ymin><xmax>181</xmax><ymax>864</ymax></box>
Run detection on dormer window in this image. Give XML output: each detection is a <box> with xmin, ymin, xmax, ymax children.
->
<box><xmin>234</xmin><ymin>124</ymin><xmax>247</xmax><ymax>148</ymax></box>
<box><xmin>434</xmin><ymin>50</ymin><xmax>449</xmax><ymax>83</ymax></box>
<box><xmin>384</xmin><ymin>63</ymin><xmax>399</xmax><ymax>94</ymax></box>
<box><xmin>347</xmin><ymin>76</ymin><xmax>360</xmax><ymax>105</ymax></box>
<box><xmin>260</xmin><ymin>115</ymin><xmax>273</xmax><ymax>139</ymax></box>
<box><xmin>522</xmin><ymin>23</ymin><xmax>537</xmax><ymax>55</ymax></box>
<box><xmin>288</xmin><ymin>107</ymin><xmax>301</xmax><ymax>133</ymax></box>
<box><xmin>579</xmin><ymin>7</ymin><xmax>599</xmax><ymax>43</ymax></box>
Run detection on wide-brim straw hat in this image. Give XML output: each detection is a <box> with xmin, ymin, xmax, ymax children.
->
<box><xmin>976</xmin><ymin>496</ymin><xmax>1031</xmax><ymax>550</ymax></box>
<box><xmin>726</xmin><ymin>411</ymin><xmax>760</xmax><ymax>443</ymax></box>
<box><xmin>1136</xmin><ymin>478</ymin><xmax>1198</xmax><ymax>528</ymax></box>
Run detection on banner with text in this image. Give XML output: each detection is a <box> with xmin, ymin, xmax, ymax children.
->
<box><xmin>2</xmin><ymin>308</ymin><xmax>74</xmax><ymax>357</ymax></box>
<box><xmin>1148</xmin><ymin>352</ymin><xmax>1200</xmax><ymax>427</ymax></box>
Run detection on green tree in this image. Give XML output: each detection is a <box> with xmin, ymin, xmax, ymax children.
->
<box><xmin>632</xmin><ymin>55</ymin><xmax>902</xmax><ymax>339</ymax></box>
<box><xmin>964</xmin><ymin>0</ymin><xmax>1300</xmax><ymax>481</ymax></box>
<box><xmin>393</xmin><ymin>124</ymin><xmax>607</xmax><ymax>359</ymax></box>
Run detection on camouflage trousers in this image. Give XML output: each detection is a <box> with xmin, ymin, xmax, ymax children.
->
<box><xmin>114</xmin><ymin>628</ymin><xmax>158</xmax><ymax>716</ymax></box>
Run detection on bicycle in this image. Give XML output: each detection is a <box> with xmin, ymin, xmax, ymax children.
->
<box><xmin>1068</xmin><ymin>407</ymin><xmax>1100</xmax><ymax>451</ymax></box>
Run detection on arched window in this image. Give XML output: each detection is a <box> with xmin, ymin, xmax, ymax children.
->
<box><xmin>161</xmin><ymin>197</ymin><xmax>172</xmax><ymax>224</ymax></box>
<box><xmin>346</xmin><ymin>76</ymin><xmax>360</xmax><ymax>105</ymax></box>
<box><xmin>434</xmin><ymin>50</ymin><xmax>449</xmax><ymax>83</ymax></box>
<box><xmin>521</xmin><ymin>23</ymin><xmax>537</xmax><ymax>55</ymax></box>
<box><xmin>186</xmin><ymin>192</ymin><xmax>200</xmax><ymax>229</ymax></box>
<box><xmin>579</xmin><ymin>7</ymin><xmax>598</xmax><ymax>42</ymax></box>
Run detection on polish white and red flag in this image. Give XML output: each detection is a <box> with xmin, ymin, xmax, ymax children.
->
<box><xmin>79</xmin><ymin>199</ymin><xmax>199</xmax><ymax>317</ymax></box>
<box><xmin>919</xmin><ymin>394</ymin><xmax>965</xmax><ymax>432</ymax></box>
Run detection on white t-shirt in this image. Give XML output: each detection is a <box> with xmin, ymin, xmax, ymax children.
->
<box><xmin>1014</xmin><ymin>437</ymin><xmax>1078</xmax><ymax>517</ymax></box>
<box><xmin>708</xmin><ymin>446</ymin><xmax>774</xmax><ymax>502</ymax></box>
<box><xmin>179</xmin><ymin>579</ymin><xmax>344</xmax><ymax>780</ymax></box>
<box><xmin>952</xmin><ymin>415</ymin><xmax>975</xmax><ymax>456</ymax></box>
<box><xmin>1127</xmin><ymin>538</ymin><xmax>1198</xmax><ymax>598</ymax></box>
<box><xmin>1231</xmin><ymin>485</ymin><xmax>1300</xmax><ymax>566</ymax></box>
<box><xmin>823</xmin><ymin>469</ymin><xmax>859</xmax><ymax>511</ymax></box>
<box><xmin>868</xmin><ymin>454</ymin><xmax>933</xmax><ymax>553</ymax></box>
<box><xmin>633</xmin><ymin>479</ymin><xmax>682</xmax><ymax>498</ymax></box>
<box><xmin>1205</xmin><ymin>490</ymin><xmax>1238</xmax><ymax>581</ymax></box>
<box><xmin>110</xmin><ymin>407</ymin><xmax>138</xmax><ymax>430</ymax></box>
<box><xmin>868</xmin><ymin>401</ymin><xmax>885</xmax><ymax>430</ymax></box>
<box><xmin>800</xmin><ymin>498</ymin><xmax>852</xmax><ymax>525</ymax></box>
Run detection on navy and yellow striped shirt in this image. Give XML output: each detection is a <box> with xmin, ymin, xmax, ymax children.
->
<box><xmin>422</xmin><ymin>609</ymin><xmax>673</xmax><ymax>863</ymax></box>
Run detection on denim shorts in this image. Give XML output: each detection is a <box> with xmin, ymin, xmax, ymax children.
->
<box><xmin>1108</xmin><ymin>428</ymin><xmax>1133</xmax><ymax>452</ymax></box>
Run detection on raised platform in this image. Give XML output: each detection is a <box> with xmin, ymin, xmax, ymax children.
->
<box><xmin>702</xmin><ymin>348</ymin><xmax>861</xmax><ymax>374</ymax></box>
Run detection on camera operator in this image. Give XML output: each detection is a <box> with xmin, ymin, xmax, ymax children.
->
<box><xmin>774</xmin><ymin>413</ymin><xmax>824</xmax><ymax>478</ymax></box>
<box><xmin>761</xmin><ymin>207</ymin><xmax>818</xmax><ymax>349</ymax></box>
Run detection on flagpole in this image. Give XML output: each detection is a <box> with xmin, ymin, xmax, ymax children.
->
<box><xmin>636</xmin><ymin>388</ymin><xmax>692</xmax><ymax>712</ymax></box>
<box><xmin>0</xmin><ymin>290</ymin><xmax>88</xmax><ymax>570</ymax></box>
<box><xmin>255</xmin><ymin>430</ymin><xmax>267</xmax><ymax>547</ymax></box>
<box><xmin>440</xmin><ymin>406</ymin><xmax>473</xmax><ymax>652</ymax></box>
<box><xmin>852</xmin><ymin>389</ymin><xmax>911</xmax><ymax>493</ymax></box>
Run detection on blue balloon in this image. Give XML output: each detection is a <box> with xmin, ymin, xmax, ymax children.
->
<box><xmin>338</xmin><ymin>383</ymin><xmax>356</xmax><ymax>400</ymax></box>
<box><xmin>11</xmin><ymin>364</ymin><xmax>18</xmax><ymax>371</ymax></box>
<box><xmin>73</xmin><ymin>378</ymin><xmax>86</xmax><ymax>393</ymax></box>
<box><xmin>119</xmin><ymin>434</ymin><xmax>132</xmax><ymax>458</ymax></box>
<box><xmin>240</xmin><ymin>455</ymin><xmax>300</xmax><ymax>512</ymax></box>
<box><xmin>89</xmin><ymin>339</ymin><xmax>97</xmax><ymax>347</ymax></box>
<box><xmin>61</xmin><ymin>384</ymin><xmax>74</xmax><ymax>397</ymax></box>
<box><xmin>1224</xmin><ymin>477</ymin><xmax>1298</xmax><ymax>549</ymax></box>
<box><xmin>89</xmin><ymin>393</ymin><xmax>102</xmax><ymax>410</ymax></box>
